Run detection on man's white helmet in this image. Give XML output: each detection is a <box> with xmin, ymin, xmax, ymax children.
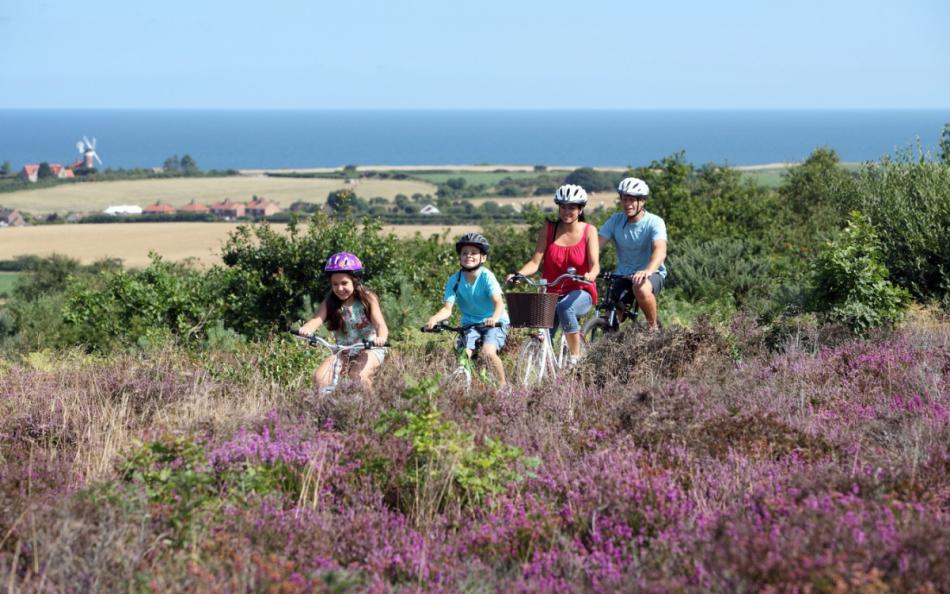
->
<box><xmin>554</xmin><ymin>184</ymin><xmax>588</xmax><ymax>206</ymax></box>
<box><xmin>617</xmin><ymin>177</ymin><xmax>650</xmax><ymax>197</ymax></box>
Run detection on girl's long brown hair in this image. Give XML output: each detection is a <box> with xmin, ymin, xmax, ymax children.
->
<box><xmin>325</xmin><ymin>274</ymin><xmax>376</xmax><ymax>332</ymax></box>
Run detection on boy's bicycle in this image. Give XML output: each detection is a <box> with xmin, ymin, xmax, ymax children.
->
<box><xmin>291</xmin><ymin>333</ymin><xmax>388</xmax><ymax>395</ymax></box>
<box><xmin>421</xmin><ymin>321</ymin><xmax>497</xmax><ymax>390</ymax></box>
<box><xmin>581</xmin><ymin>272</ymin><xmax>658</xmax><ymax>343</ymax></box>
<box><xmin>506</xmin><ymin>269</ymin><xmax>593</xmax><ymax>387</ymax></box>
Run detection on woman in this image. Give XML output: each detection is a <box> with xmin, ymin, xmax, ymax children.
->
<box><xmin>508</xmin><ymin>184</ymin><xmax>599</xmax><ymax>363</ymax></box>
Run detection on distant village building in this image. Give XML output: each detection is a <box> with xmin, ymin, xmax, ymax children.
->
<box><xmin>103</xmin><ymin>205</ymin><xmax>144</xmax><ymax>216</ymax></box>
<box><xmin>19</xmin><ymin>164</ymin><xmax>74</xmax><ymax>183</ymax></box>
<box><xmin>210</xmin><ymin>198</ymin><xmax>245</xmax><ymax>219</ymax></box>
<box><xmin>142</xmin><ymin>201</ymin><xmax>177</xmax><ymax>215</ymax></box>
<box><xmin>0</xmin><ymin>208</ymin><xmax>26</xmax><ymax>227</ymax></box>
<box><xmin>419</xmin><ymin>204</ymin><xmax>441</xmax><ymax>215</ymax></box>
<box><xmin>246</xmin><ymin>197</ymin><xmax>281</xmax><ymax>219</ymax></box>
<box><xmin>19</xmin><ymin>165</ymin><xmax>39</xmax><ymax>183</ymax></box>
<box><xmin>177</xmin><ymin>199</ymin><xmax>210</xmax><ymax>214</ymax></box>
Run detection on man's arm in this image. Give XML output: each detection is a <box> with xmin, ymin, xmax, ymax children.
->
<box><xmin>632</xmin><ymin>240</ymin><xmax>667</xmax><ymax>285</ymax></box>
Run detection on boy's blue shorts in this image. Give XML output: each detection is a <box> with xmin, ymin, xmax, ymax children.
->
<box><xmin>457</xmin><ymin>322</ymin><xmax>509</xmax><ymax>352</ymax></box>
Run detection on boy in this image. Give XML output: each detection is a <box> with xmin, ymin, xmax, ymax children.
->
<box><xmin>424</xmin><ymin>232</ymin><xmax>509</xmax><ymax>386</ymax></box>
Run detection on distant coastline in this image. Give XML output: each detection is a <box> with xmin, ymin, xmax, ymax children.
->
<box><xmin>2</xmin><ymin>109</ymin><xmax>946</xmax><ymax>170</ymax></box>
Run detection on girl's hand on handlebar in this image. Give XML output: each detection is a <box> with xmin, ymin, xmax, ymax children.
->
<box><xmin>371</xmin><ymin>337</ymin><xmax>388</xmax><ymax>347</ymax></box>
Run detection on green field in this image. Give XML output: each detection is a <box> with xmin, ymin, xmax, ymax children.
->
<box><xmin>0</xmin><ymin>271</ymin><xmax>19</xmax><ymax>298</ymax></box>
<box><xmin>407</xmin><ymin>170</ymin><xmax>565</xmax><ymax>185</ymax></box>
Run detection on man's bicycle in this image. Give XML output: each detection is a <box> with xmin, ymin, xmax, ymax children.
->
<box><xmin>291</xmin><ymin>333</ymin><xmax>388</xmax><ymax>395</ymax></box>
<box><xmin>506</xmin><ymin>270</ymin><xmax>593</xmax><ymax>387</ymax></box>
<box><xmin>581</xmin><ymin>272</ymin><xmax>658</xmax><ymax>343</ymax></box>
<box><xmin>420</xmin><ymin>321</ymin><xmax>497</xmax><ymax>391</ymax></box>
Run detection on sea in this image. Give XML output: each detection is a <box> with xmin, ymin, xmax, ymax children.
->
<box><xmin>2</xmin><ymin>109</ymin><xmax>948</xmax><ymax>170</ymax></box>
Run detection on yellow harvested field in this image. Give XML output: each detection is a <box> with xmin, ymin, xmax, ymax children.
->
<box><xmin>0</xmin><ymin>175</ymin><xmax>437</xmax><ymax>214</ymax></box>
<box><xmin>0</xmin><ymin>223</ymin><xmax>510</xmax><ymax>268</ymax></box>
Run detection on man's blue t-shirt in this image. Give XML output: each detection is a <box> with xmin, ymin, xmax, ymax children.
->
<box><xmin>443</xmin><ymin>267</ymin><xmax>510</xmax><ymax>326</ymax></box>
<box><xmin>599</xmin><ymin>212</ymin><xmax>668</xmax><ymax>277</ymax></box>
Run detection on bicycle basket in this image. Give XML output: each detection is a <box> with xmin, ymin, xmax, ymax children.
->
<box><xmin>505</xmin><ymin>292</ymin><xmax>558</xmax><ymax>328</ymax></box>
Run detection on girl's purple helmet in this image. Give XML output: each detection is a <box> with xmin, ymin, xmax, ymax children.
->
<box><xmin>324</xmin><ymin>252</ymin><xmax>364</xmax><ymax>277</ymax></box>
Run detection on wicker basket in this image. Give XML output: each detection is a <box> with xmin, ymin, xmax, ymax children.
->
<box><xmin>506</xmin><ymin>292</ymin><xmax>558</xmax><ymax>328</ymax></box>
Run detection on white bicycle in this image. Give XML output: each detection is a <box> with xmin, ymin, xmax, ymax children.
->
<box><xmin>292</xmin><ymin>333</ymin><xmax>387</xmax><ymax>395</ymax></box>
<box><xmin>506</xmin><ymin>269</ymin><xmax>593</xmax><ymax>387</ymax></box>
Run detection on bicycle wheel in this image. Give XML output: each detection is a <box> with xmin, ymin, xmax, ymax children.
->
<box><xmin>583</xmin><ymin>316</ymin><xmax>610</xmax><ymax>345</ymax></box>
<box><xmin>514</xmin><ymin>338</ymin><xmax>550</xmax><ymax>387</ymax></box>
<box><xmin>445</xmin><ymin>364</ymin><xmax>473</xmax><ymax>391</ymax></box>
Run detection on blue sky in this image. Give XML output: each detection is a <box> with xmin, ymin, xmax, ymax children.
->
<box><xmin>1</xmin><ymin>0</ymin><xmax>948</xmax><ymax>109</ymax></box>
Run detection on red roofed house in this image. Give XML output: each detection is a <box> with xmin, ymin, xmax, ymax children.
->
<box><xmin>0</xmin><ymin>208</ymin><xmax>26</xmax><ymax>227</ymax></box>
<box><xmin>210</xmin><ymin>198</ymin><xmax>245</xmax><ymax>220</ymax></box>
<box><xmin>48</xmin><ymin>164</ymin><xmax>75</xmax><ymax>179</ymax></box>
<box><xmin>246</xmin><ymin>197</ymin><xmax>282</xmax><ymax>219</ymax></box>
<box><xmin>20</xmin><ymin>165</ymin><xmax>39</xmax><ymax>183</ymax></box>
<box><xmin>142</xmin><ymin>201</ymin><xmax>176</xmax><ymax>215</ymax></box>
<box><xmin>177</xmin><ymin>199</ymin><xmax>210</xmax><ymax>214</ymax></box>
<box><xmin>20</xmin><ymin>164</ymin><xmax>74</xmax><ymax>182</ymax></box>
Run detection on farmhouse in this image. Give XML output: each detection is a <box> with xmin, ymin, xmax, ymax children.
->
<box><xmin>210</xmin><ymin>198</ymin><xmax>245</xmax><ymax>219</ymax></box>
<box><xmin>419</xmin><ymin>204</ymin><xmax>441</xmax><ymax>215</ymax></box>
<box><xmin>19</xmin><ymin>164</ymin><xmax>74</xmax><ymax>182</ymax></box>
<box><xmin>177</xmin><ymin>199</ymin><xmax>210</xmax><ymax>214</ymax></box>
<box><xmin>0</xmin><ymin>208</ymin><xmax>26</xmax><ymax>227</ymax></box>
<box><xmin>142</xmin><ymin>201</ymin><xmax>177</xmax><ymax>215</ymax></box>
<box><xmin>246</xmin><ymin>197</ymin><xmax>281</xmax><ymax>219</ymax></box>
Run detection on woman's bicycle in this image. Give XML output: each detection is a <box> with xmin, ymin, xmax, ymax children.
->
<box><xmin>291</xmin><ymin>333</ymin><xmax>388</xmax><ymax>395</ymax></box>
<box><xmin>420</xmin><ymin>321</ymin><xmax>497</xmax><ymax>391</ymax></box>
<box><xmin>506</xmin><ymin>269</ymin><xmax>593</xmax><ymax>387</ymax></box>
<box><xmin>581</xmin><ymin>272</ymin><xmax>658</xmax><ymax>343</ymax></box>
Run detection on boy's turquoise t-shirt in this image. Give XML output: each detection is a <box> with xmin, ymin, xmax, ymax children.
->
<box><xmin>442</xmin><ymin>267</ymin><xmax>510</xmax><ymax>326</ymax></box>
<box><xmin>599</xmin><ymin>211</ymin><xmax>668</xmax><ymax>278</ymax></box>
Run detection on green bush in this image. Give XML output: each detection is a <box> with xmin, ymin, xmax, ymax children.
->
<box><xmin>850</xmin><ymin>153</ymin><xmax>950</xmax><ymax>302</ymax></box>
<box><xmin>809</xmin><ymin>211</ymin><xmax>910</xmax><ymax>333</ymax></box>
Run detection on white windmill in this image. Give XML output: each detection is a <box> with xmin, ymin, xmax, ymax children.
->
<box><xmin>76</xmin><ymin>136</ymin><xmax>102</xmax><ymax>170</ymax></box>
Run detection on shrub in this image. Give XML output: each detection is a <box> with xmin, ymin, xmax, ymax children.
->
<box><xmin>851</xmin><ymin>153</ymin><xmax>950</xmax><ymax>302</ymax></box>
<box><xmin>810</xmin><ymin>211</ymin><xmax>910</xmax><ymax>333</ymax></box>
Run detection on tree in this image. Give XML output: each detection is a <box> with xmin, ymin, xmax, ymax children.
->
<box><xmin>0</xmin><ymin>161</ymin><xmax>10</xmax><ymax>176</ymax></box>
<box><xmin>327</xmin><ymin>189</ymin><xmax>357</xmax><ymax>216</ymax></box>
<box><xmin>180</xmin><ymin>154</ymin><xmax>199</xmax><ymax>175</ymax></box>
<box><xmin>939</xmin><ymin>123</ymin><xmax>950</xmax><ymax>165</ymax></box>
<box><xmin>446</xmin><ymin>177</ymin><xmax>466</xmax><ymax>191</ymax></box>
<box><xmin>163</xmin><ymin>155</ymin><xmax>181</xmax><ymax>174</ymax></box>
<box><xmin>37</xmin><ymin>162</ymin><xmax>53</xmax><ymax>179</ymax></box>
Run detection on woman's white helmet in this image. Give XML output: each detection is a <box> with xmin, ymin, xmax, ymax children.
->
<box><xmin>554</xmin><ymin>184</ymin><xmax>588</xmax><ymax>206</ymax></box>
<box><xmin>617</xmin><ymin>177</ymin><xmax>650</xmax><ymax>198</ymax></box>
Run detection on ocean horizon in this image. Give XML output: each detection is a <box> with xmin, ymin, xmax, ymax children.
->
<box><xmin>2</xmin><ymin>109</ymin><xmax>948</xmax><ymax>171</ymax></box>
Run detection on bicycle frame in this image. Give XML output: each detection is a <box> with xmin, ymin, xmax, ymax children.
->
<box><xmin>292</xmin><ymin>333</ymin><xmax>382</xmax><ymax>395</ymax></box>
<box><xmin>421</xmin><ymin>322</ymin><xmax>495</xmax><ymax>389</ymax></box>
<box><xmin>507</xmin><ymin>269</ymin><xmax>592</xmax><ymax>386</ymax></box>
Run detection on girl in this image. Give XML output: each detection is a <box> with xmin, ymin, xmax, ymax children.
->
<box><xmin>297</xmin><ymin>252</ymin><xmax>389</xmax><ymax>392</ymax></box>
<box><xmin>508</xmin><ymin>184</ymin><xmax>599</xmax><ymax>363</ymax></box>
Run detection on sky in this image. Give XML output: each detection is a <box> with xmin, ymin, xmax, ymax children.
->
<box><xmin>1</xmin><ymin>0</ymin><xmax>948</xmax><ymax>109</ymax></box>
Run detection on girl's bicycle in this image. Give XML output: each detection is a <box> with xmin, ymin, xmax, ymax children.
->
<box><xmin>506</xmin><ymin>269</ymin><xmax>593</xmax><ymax>387</ymax></box>
<box><xmin>291</xmin><ymin>332</ymin><xmax>388</xmax><ymax>395</ymax></box>
<box><xmin>420</xmin><ymin>321</ymin><xmax>497</xmax><ymax>390</ymax></box>
<box><xmin>581</xmin><ymin>272</ymin><xmax>659</xmax><ymax>343</ymax></box>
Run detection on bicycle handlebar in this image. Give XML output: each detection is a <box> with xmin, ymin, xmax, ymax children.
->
<box><xmin>290</xmin><ymin>332</ymin><xmax>390</xmax><ymax>350</ymax></box>
<box><xmin>421</xmin><ymin>321</ymin><xmax>495</xmax><ymax>334</ymax></box>
<box><xmin>507</xmin><ymin>271</ymin><xmax>593</xmax><ymax>288</ymax></box>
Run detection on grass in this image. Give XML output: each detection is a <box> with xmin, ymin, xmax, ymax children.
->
<box><xmin>0</xmin><ymin>175</ymin><xmax>437</xmax><ymax>214</ymax></box>
<box><xmin>0</xmin><ymin>223</ymin><xmax>505</xmax><ymax>267</ymax></box>
<box><xmin>0</xmin><ymin>271</ymin><xmax>17</xmax><ymax>302</ymax></box>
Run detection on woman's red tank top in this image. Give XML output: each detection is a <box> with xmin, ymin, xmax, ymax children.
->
<box><xmin>542</xmin><ymin>222</ymin><xmax>597</xmax><ymax>302</ymax></box>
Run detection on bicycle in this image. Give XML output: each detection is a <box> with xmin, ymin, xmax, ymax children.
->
<box><xmin>506</xmin><ymin>269</ymin><xmax>593</xmax><ymax>387</ymax></box>
<box><xmin>291</xmin><ymin>332</ymin><xmax>389</xmax><ymax>395</ymax></box>
<box><xmin>581</xmin><ymin>272</ymin><xmax>658</xmax><ymax>343</ymax></box>
<box><xmin>420</xmin><ymin>321</ymin><xmax>498</xmax><ymax>391</ymax></box>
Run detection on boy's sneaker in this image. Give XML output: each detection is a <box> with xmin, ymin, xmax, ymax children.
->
<box><xmin>567</xmin><ymin>354</ymin><xmax>580</xmax><ymax>367</ymax></box>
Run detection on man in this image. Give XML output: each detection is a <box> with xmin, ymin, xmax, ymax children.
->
<box><xmin>598</xmin><ymin>177</ymin><xmax>667</xmax><ymax>330</ymax></box>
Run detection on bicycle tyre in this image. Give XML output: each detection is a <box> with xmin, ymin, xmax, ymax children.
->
<box><xmin>514</xmin><ymin>338</ymin><xmax>549</xmax><ymax>387</ymax></box>
<box><xmin>583</xmin><ymin>316</ymin><xmax>610</xmax><ymax>345</ymax></box>
<box><xmin>445</xmin><ymin>365</ymin><xmax>473</xmax><ymax>391</ymax></box>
